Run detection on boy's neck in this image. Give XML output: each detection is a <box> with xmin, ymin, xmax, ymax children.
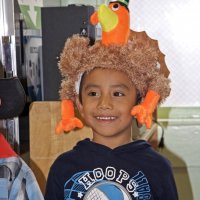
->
<box><xmin>92</xmin><ymin>134</ymin><xmax>133</xmax><ymax>149</ymax></box>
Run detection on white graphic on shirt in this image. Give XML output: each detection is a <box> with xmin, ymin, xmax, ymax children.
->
<box><xmin>64</xmin><ymin>166</ymin><xmax>151</xmax><ymax>200</ymax></box>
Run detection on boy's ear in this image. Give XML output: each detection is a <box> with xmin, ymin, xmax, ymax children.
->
<box><xmin>75</xmin><ymin>96</ymin><xmax>84</xmax><ymax>117</ymax></box>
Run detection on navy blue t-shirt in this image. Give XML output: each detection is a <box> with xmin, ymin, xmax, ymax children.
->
<box><xmin>45</xmin><ymin>139</ymin><xmax>178</xmax><ymax>200</ymax></box>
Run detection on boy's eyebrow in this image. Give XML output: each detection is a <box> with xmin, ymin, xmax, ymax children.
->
<box><xmin>84</xmin><ymin>84</ymin><xmax>100</xmax><ymax>90</ymax></box>
<box><xmin>110</xmin><ymin>84</ymin><xmax>130</xmax><ymax>90</ymax></box>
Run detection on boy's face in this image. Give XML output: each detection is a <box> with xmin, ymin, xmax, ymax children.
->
<box><xmin>76</xmin><ymin>68</ymin><xmax>137</xmax><ymax>146</ymax></box>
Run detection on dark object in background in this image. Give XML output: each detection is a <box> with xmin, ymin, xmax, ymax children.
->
<box><xmin>41</xmin><ymin>5</ymin><xmax>95</xmax><ymax>100</ymax></box>
<box><xmin>0</xmin><ymin>77</ymin><xmax>26</xmax><ymax>119</ymax></box>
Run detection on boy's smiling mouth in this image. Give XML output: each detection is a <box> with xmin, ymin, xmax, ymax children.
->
<box><xmin>96</xmin><ymin>116</ymin><xmax>117</xmax><ymax>120</ymax></box>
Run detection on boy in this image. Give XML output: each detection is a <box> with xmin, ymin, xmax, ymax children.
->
<box><xmin>44</xmin><ymin>37</ymin><xmax>178</xmax><ymax>199</ymax></box>
<box><xmin>45</xmin><ymin>1</ymin><xmax>178</xmax><ymax>199</ymax></box>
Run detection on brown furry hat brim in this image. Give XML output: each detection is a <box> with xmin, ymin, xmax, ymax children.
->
<box><xmin>59</xmin><ymin>34</ymin><xmax>170</xmax><ymax>103</ymax></box>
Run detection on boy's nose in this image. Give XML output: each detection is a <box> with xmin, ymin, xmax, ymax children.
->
<box><xmin>97</xmin><ymin>95</ymin><xmax>113</xmax><ymax>109</ymax></box>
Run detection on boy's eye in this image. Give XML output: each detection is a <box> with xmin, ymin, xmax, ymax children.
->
<box><xmin>113</xmin><ymin>92</ymin><xmax>124</xmax><ymax>97</ymax></box>
<box><xmin>88</xmin><ymin>91</ymin><xmax>98</xmax><ymax>96</ymax></box>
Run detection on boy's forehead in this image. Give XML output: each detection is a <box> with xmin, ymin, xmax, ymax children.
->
<box><xmin>82</xmin><ymin>68</ymin><xmax>133</xmax><ymax>85</ymax></box>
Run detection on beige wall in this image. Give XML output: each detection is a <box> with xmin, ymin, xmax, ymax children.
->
<box><xmin>158</xmin><ymin>107</ymin><xmax>200</xmax><ymax>200</ymax></box>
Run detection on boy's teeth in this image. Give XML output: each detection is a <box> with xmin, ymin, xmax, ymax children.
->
<box><xmin>97</xmin><ymin>116</ymin><xmax>115</xmax><ymax>120</ymax></box>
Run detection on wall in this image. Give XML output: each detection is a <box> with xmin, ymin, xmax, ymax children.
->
<box><xmin>158</xmin><ymin>107</ymin><xmax>200</xmax><ymax>200</ymax></box>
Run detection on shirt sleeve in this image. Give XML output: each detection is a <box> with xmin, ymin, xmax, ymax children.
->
<box><xmin>164</xmin><ymin>167</ymin><xmax>178</xmax><ymax>199</ymax></box>
<box><xmin>156</xmin><ymin>160</ymin><xmax>179</xmax><ymax>200</ymax></box>
<box><xmin>44</xmin><ymin>165</ymin><xmax>63</xmax><ymax>200</ymax></box>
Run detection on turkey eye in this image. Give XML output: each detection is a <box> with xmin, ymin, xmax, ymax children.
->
<box><xmin>112</xmin><ymin>3</ymin><xmax>119</xmax><ymax>11</ymax></box>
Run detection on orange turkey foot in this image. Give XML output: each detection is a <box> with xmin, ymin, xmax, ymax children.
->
<box><xmin>56</xmin><ymin>117</ymin><xmax>83</xmax><ymax>134</ymax></box>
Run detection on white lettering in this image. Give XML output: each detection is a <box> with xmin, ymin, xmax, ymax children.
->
<box><xmin>93</xmin><ymin>168</ymin><xmax>104</xmax><ymax>180</ymax></box>
<box><xmin>116</xmin><ymin>169</ymin><xmax>129</xmax><ymax>183</ymax></box>
<box><xmin>78</xmin><ymin>172</ymin><xmax>95</xmax><ymax>190</ymax></box>
<box><xmin>127</xmin><ymin>179</ymin><xmax>137</xmax><ymax>192</ymax></box>
<box><xmin>105</xmin><ymin>166</ymin><xmax>116</xmax><ymax>180</ymax></box>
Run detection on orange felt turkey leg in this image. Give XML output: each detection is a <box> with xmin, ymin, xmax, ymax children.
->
<box><xmin>131</xmin><ymin>90</ymin><xmax>160</xmax><ymax>129</ymax></box>
<box><xmin>55</xmin><ymin>100</ymin><xmax>84</xmax><ymax>134</ymax></box>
